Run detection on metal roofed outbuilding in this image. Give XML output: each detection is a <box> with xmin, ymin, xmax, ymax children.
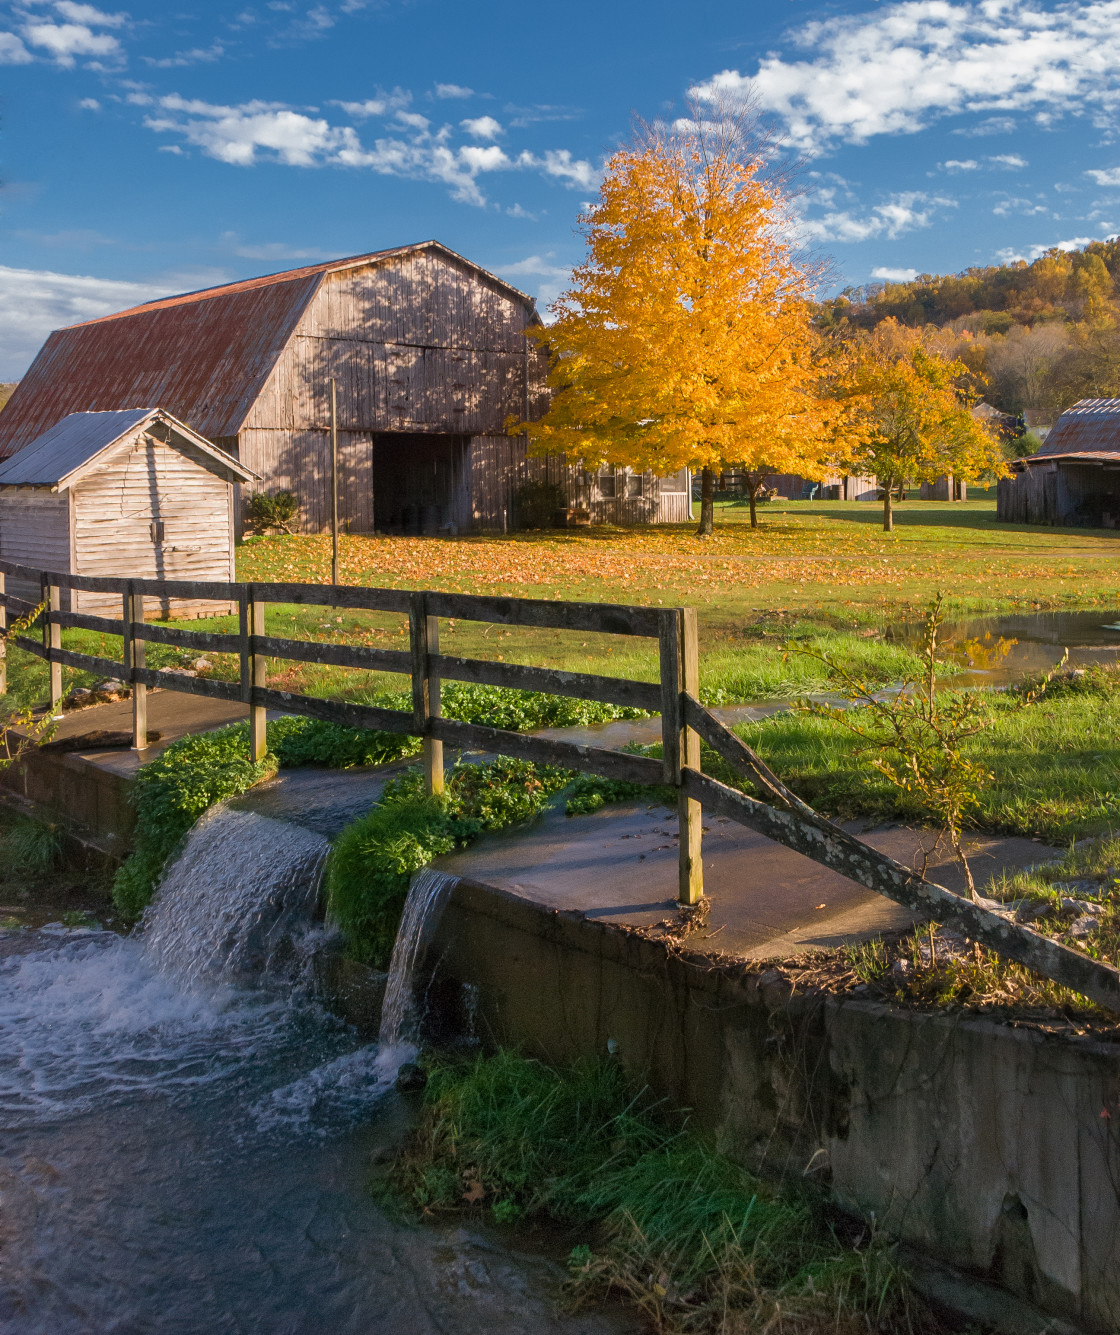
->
<box><xmin>0</xmin><ymin>408</ymin><xmax>256</xmax><ymax>616</ymax></box>
<box><xmin>997</xmin><ymin>397</ymin><xmax>1120</xmax><ymax>527</ymax></box>
<box><xmin>0</xmin><ymin>241</ymin><xmax>692</xmax><ymax>534</ymax></box>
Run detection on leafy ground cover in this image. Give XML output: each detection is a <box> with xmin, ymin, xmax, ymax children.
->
<box><xmin>327</xmin><ymin>759</ymin><xmax>576</xmax><ymax>966</ymax></box>
<box><xmin>385</xmin><ymin>1050</ymin><xmax>938</xmax><ymax>1335</ymax></box>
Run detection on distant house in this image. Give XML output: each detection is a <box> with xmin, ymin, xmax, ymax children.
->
<box><xmin>0</xmin><ymin>408</ymin><xmax>256</xmax><ymax>614</ymax></box>
<box><xmin>0</xmin><ymin>242</ymin><xmax>690</xmax><ymax>534</ymax></box>
<box><xmin>997</xmin><ymin>397</ymin><xmax>1120</xmax><ymax>527</ymax></box>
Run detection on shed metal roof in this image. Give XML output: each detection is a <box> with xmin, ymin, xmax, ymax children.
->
<box><xmin>1031</xmin><ymin>398</ymin><xmax>1120</xmax><ymax>458</ymax></box>
<box><xmin>0</xmin><ymin>240</ymin><xmax>537</xmax><ymax>460</ymax></box>
<box><xmin>0</xmin><ymin>408</ymin><xmax>257</xmax><ymax>488</ymax></box>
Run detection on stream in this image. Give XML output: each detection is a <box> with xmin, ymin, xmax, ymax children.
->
<box><xmin>0</xmin><ymin>810</ymin><xmax>632</xmax><ymax>1335</ymax></box>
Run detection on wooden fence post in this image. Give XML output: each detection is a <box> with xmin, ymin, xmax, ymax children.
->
<box><xmin>0</xmin><ymin>569</ymin><xmax>6</xmax><ymax>696</ymax></box>
<box><xmin>246</xmin><ymin>589</ymin><xmax>267</xmax><ymax>763</ymax></box>
<box><xmin>409</xmin><ymin>590</ymin><xmax>444</xmax><ymax>796</ymax></box>
<box><xmin>660</xmin><ymin>607</ymin><xmax>703</xmax><ymax>905</ymax></box>
<box><xmin>123</xmin><ymin>584</ymin><xmax>148</xmax><ymax>750</ymax></box>
<box><xmin>43</xmin><ymin>576</ymin><xmax>62</xmax><ymax>711</ymax></box>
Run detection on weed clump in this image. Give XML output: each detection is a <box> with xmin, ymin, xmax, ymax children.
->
<box><xmin>389</xmin><ymin>1051</ymin><xmax>925</xmax><ymax>1334</ymax></box>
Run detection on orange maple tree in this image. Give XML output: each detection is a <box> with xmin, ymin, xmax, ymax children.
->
<box><xmin>516</xmin><ymin>104</ymin><xmax>826</xmax><ymax>534</ymax></box>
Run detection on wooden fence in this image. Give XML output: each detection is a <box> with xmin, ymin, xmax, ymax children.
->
<box><xmin>2</xmin><ymin>556</ymin><xmax>1119</xmax><ymax>1012</ymax></box>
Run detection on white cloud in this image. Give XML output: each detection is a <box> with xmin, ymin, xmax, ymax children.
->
<box><xmin>78</xmin><ymin>96</ymin><xmax>100</xmax><ymax>109</ymax></box>
<box><xmin>334</xmin><ymin>89</ymin><xmax>410</xmax><ymax>118</ymax></box>
<box><xmin>990</xmin><ymin>153</ymin><xmax>1028</xmax><ymax>168</ymax></box>
<box><xmin>434</xmin><ymin>82</ymin><xmax>473</xmax><ymax>99</ymax></box>
<box><xmin>516</xmin><ymin>148</ymin><xmax>598</xmax><ymax>189</ymax></box>
<box><xmin>692</xmin><ymin>1</ymin><xmax>1120</xmax><ymax>154</ymax></box>
<box><xmin>0</xmin><ymin>31</ymin><xmax>32</xmax><ymax>62</ymax></box>
<box><xmin>145</xmin><ymin>42</ymin><xmax>225</xmax><ymax>69</ymax></box>
<box><xmin>22</xmin><ymin>20</ymin><xmax>122</xmax><ymax>65</ymax></box>
<box><xmin>146</xmin><ymin>96</ymin><xmax>362</xmax><ymax>167</ymax></box>
<box><xmin>992</xmin><ymin>195</ymin><xmax>1050</xmax><ymax>216</ymax></box>
<box><xmin>394</xmin><ymin>110</ymin><xmax>430</xmax><ymax>131</ymax></box>
<box><xmin>871</xmin><ymin>266</ymin><xmax>919</xmax><ymax>281</ymax></box>
<box><xmin>800</xmin><ymin>191</ymin><xmax>954</xmax><ymax>243</ymax></box>
<box><xmin>1087</xmin><ymin>167</ymin><xmax>1120</xmax><ymax>185</ymax></box>
<box><xmin>0</xmin><ymin>264</ymin><xmax>164</xmax><ymax>378</ymax></box>
<box><xmin>997</xmin><ymin>229</ymin><xmax>1118</xmax><ymax>262</ymax></box>
<box><xmin>461</xmin><ymin>114</ymin><xmax>502</xmax><ymax>140</ymax></box>
<box><xmin>941</xmin><ymin>159</ymin><xmax>979</xmax><ymax>171</ymax></box>
<box><xmin>143</xmin><ymin>92</ymin><xmax>598</xmax><ymax>205</ymax></box>
<box><xmin>51</xmin><ymin>1</ymin><xmax>128</xmax><ymax>26</ymax></box>
<box><xmin>498</xmin><ymin>254</ymin><xmax>569</xmax><ymax>316</ymax></box>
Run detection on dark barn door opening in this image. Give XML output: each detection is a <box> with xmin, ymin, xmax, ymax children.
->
<box><xmin>373</xmin><ymin>433</ymin><xmax>469</xmax><ymax>534</ymax></box>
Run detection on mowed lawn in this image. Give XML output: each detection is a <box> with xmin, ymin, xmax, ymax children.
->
<box><xmin>7</xmin><ymin>498</ymin><xmax>1120</xmax><ymax>710</ymax></box>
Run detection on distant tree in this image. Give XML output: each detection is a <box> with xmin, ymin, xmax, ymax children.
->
<box><xmin>834</xmin><ymin>321</ymin><xmax>1008</xmax><ymax>531</ymax></box>
<box><xmin>517</xmin><ymin>98</ymin><xmax>824</xmax><ymax>536</ymax></box>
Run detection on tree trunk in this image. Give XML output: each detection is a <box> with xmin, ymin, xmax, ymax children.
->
<box><xmin>696</xmin><ymin>467</ymin><xmax>715</xmax><ymax>536</ymax></box>
<box><xmin>748</xmin><ymin>480</ymin><xmax>762</xmax><ymax>529</ymax></box>
<box><xmin>883</xmin><ymin>484</ymin><xmax>894</xmax><ymax>532</ymax></box>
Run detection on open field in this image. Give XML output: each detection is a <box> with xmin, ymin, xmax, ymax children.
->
<box><xmin>5</xmin><ymin>498</ymin><xmax>1118</xmax><ymax>714</ymax></box>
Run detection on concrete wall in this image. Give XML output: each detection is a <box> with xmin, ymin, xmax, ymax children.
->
<box><xmin>432</xmin><ymin>877</ymin><xmax>1120</xmax><ymax>1332</ymax></box>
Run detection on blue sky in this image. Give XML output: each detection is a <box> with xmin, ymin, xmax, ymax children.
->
<box><xmin>3</xmin><ymin>0</ymin><xmax>1120</xmax><ymax>376</ymax></box>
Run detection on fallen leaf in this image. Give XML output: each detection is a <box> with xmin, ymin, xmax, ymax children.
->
<box><xmin>462</xmin><ymin>1180</ymin><xmax>486</xmax><ymax>1204</ymax></box>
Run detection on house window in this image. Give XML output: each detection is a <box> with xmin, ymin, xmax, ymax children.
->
<box><xmin>625</xmin><ymin>471</ymin><xmax>644</xmax><ymax>498</ymax></box>
<box><xmin>598</xmin><ymin>469</ymin><xmax>616</xmax><ymax>498</ymax></box>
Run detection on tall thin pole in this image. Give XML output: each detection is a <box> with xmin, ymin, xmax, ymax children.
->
<box><xmin>330</xmin><ymin>377</ymin><xmax>339</xmax><ymax>586</ymax></box>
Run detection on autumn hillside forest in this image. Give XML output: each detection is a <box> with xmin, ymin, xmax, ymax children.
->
<box><xmin>818</xmin><ymin>240</ymin><xmax>1120</xmax><ymax>422</ymax></box>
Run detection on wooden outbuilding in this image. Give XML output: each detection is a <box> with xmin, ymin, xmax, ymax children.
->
<box><xmin>0</xmin><ymin>407</ymin><xmax>256</xmax><ymax>613</ymax></box>
<box><xmin>997</xmin><ymin>397</ymin><xmax>1120</xmax><ymax>527</ymax></box>
<box><xmin>0</xmin><ymin>242</ymin><xmax>690</xmax><ymax>534</ymax></box>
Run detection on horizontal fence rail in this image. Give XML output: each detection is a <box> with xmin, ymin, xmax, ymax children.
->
<box><xmin>2</xmin><ymin>556</ymin><xmax>1117</xmax><ymax>1012</ymax></box>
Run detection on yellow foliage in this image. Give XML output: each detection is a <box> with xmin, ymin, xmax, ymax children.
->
<box><xmin>515</xmin><ymin>113</ymin><xmax>826</xmax><ymax>483</ymax></box>
<box><xmin>829</xmin><ymin>320</ymin><xmax>1009</xmax><ymax>527</ymax></box>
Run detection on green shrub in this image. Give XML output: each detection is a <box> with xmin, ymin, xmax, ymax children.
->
<box><xmin>246</xmin><ymin>489</ymin><xmax>300</xmax><ymax>534</ymax></box>
<box><xmin>515</xmin><ymin>479</ymin><xmax>567</xmax><ymax>529</ymax></box>
<box><xmin>563</xmin><ymin>773</ymin><xmax>672</xmax><ymax>816</ymax></box>
<box><xmin>326</xmin><ymin>758</ymin><xmax>571</xmax><ymax>966</ymax></box>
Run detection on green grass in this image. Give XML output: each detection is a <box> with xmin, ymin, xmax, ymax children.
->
<box><xmin>389</xmin><ymin>1051</ymin><xmax>930</xmax><ymax>1334</ymax></box>
<box><xmin>732</xmin><ymin>664</ymin><xmax>1120</xmax><ymax>844</ymax></box>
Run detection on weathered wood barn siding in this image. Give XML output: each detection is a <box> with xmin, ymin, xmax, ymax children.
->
<box><xmin>238</xmin><ymin>248</ymin><xmax>549</xmax><ymax>533</ymax></box>
<box><xmin>0</xmin><ymin>491</ymin><xmax>70</xmax><ymax>601</ymax></box>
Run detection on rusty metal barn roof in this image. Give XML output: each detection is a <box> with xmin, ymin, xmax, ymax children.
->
<box><xmin>0</xmin><ymin>408</ymin><xmax>257</xmax><ymax>488</ymax></box>
<box><xmin>0</xmin><ymin>241</ymin><xmax>535</xmax><ymax>460</ymax></box>
<box><xmin>1030</xmin><ymin>398</ymin><xmax>1120</xmax><ymax>459</ymax></box>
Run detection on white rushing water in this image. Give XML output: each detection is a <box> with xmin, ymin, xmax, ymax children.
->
<box><xmin>378</xmin><ymin>867</ymin><xmax>459</xmax><ymax>1052</ymax></box>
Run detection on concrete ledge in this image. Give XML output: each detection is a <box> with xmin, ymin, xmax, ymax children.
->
<box><xmin>432</xmin><ymin>875</ymin><xmax>1120</xmax><ymax>1333</ymax></box>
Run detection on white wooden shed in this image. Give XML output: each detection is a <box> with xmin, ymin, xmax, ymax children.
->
<box><xmin>0</xmin><ymin>408</ymin><xmax>257</xmax><ymax>615</ymax></box>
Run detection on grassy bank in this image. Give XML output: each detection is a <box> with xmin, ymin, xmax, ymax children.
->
<box><xmin>733</xmin><ymin>664</ymin><xmax>1120</xmax><ymax>844</ymax></box>
<box><xmin>0</xmin><ymin>805</ymin><xmax>109</xmax><ymax>928</ymax></box>
<box><xmin>385</xmin><ymin>1050</ymin><xmax>934</xmax><ymax>1335</ymax></box>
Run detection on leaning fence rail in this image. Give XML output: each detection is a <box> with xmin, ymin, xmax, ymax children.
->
<box><xmin>2</xmin><ymin>556</ymin><xmax>1119</xmax><ymax>1012</ymax></box>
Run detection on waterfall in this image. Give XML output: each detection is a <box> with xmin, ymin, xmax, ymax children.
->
<box><xmin>141</xmin><ymin>807</ymin><xmax>330</xmax><ymax>987</ymax></box>
<box><xmin>378</xmin><ymin>868</ymin><xmax>458</xmax><ymax>1051</ymax></box>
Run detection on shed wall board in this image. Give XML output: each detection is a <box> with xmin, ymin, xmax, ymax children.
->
<box><xmin>70</xmin><ymin>432</ymin><xmax>236</xmax><ymax>614</ymax></box>
<box><xmin>0</xmin><ymin>490</ymin><xmax>71</xmax><ymax>601</ymax></box>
